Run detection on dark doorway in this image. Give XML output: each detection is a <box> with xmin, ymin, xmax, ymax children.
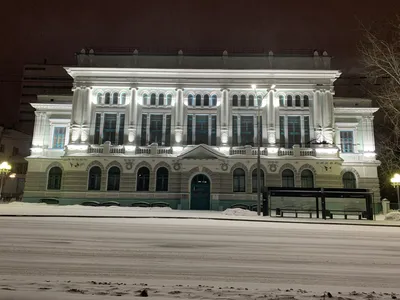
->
<box><xmin>190</xmin><ymin>174</ymin><xmax>211</xmax><ymax>210</ymax></box>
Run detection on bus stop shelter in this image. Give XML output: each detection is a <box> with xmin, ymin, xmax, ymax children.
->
<box><xmin>263</xmin><ymin>187</ymin><xmax>374</xmax><ymax>220</ymax></box>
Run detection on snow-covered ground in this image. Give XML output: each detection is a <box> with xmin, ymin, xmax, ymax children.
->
<box><xmin>0</xmin><ymin>202</ymin><xmax>394</xmax><ymax>224</ymax></box>
<box><xmin>0</xmin><ymin>216</ymin><xmax>399</xmax><ymax>299</ymax></box>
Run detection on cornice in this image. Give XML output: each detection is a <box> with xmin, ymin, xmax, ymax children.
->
<box><xmin>31</xmin><ymin>103</ymin><xmax>72</xmax><ymax>111</ymax></box>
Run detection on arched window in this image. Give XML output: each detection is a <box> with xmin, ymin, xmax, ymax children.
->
<box><xmin>120</xmin><ymin>93</ymin><xmax>126</xmax><ymax>105</ymax></box>
<box><xmin>232</xmin><ymin>95</ymin><xmax>238</xmax><ymax>107</ymax></box>
<box><xmin>301</xmin><ymin>169</ymin><xmax>314</xmax><ymax>188</ymax></box>
<box><xmin>156</xmin><ymin>167</ymin><xmax>169</xmax><ymax>191</ymax></box>
<box><xmin>304</xmin><ymin>95</ymin><xmax>309</xmax><ymax>107</ymax></box>
<box><xmin>295</xmin><ymin>95</ymin><xmax>301</xmax><ymax>107</ymax></box>
<box><xmin>211</xmin><ymin>95</ymin><xmax>217</xmax><ymax>106</ymax></box>
<box><xmin>233</xmin><ymin>168</ymin><xmax>246</xmax><ymax>192</ymax></box>
<box><xmin>166</xmin><ymin>94</ymin><xmax>172</xmax><ymax>105</ymax></box>
<box><xmin>88</xmin><ymin>166</ymin><xmax>101</xmax><ymax>191</ymax></box>
<box><xmin>240</xmin><ymin>95</ymin><xmax>246</xmax><ymax>106</ymax></box>
<box><xmin>105</xmin><ymin>92</ymin><xmax>111</xmax><ymax>104</ymax></box>
<box><xmin>204</xmin><ymin>94</ymin><xmax>210</xmax><ymax>106</ymax></box>
<box><xmin>279</xmin><ymin>95</ymin><xmax>284</xmax><ymax>107</ymax></box>
<box><xmin>257</xmin><ymin>95</ymin><xmax>262</xmax><ymax>107</ymax></box>
<box><xmin>188</xmin><ymin>94</ymin><xmax>194</xmax><ymax>106</ymax></box>
<box><xmin>107</xmin><ymin>166</ymin><xmax>120</xmax><ymax>191</ymax></box>
<box><xmin>150</xmin><ymin>93</ymin><xmax>156</xmax><ymax>105</ymax></box>
<box><xmin>97</xmin><ymin>93</ymin><xmax>103</xmax><ymax>104</ymax></box>
<box><xmin>137</xmin><ymin>167</ymin><xmax>150</xmax><ymax>191</ymax></box>
<box><xmin>249</xmin><ymin>95</ymin><xmax>254</xmax><ymax>107</ymax></box>
<box><xmin>282</xmin><ymin>169</ymin><xmax>295</xmax><ymax>187</ymax></box>
<box><xmin>112</xmin><ymin>93</ymin><xmax>119</xmax><ymax>105</ymax></box>
<box><xmin>252</xmin><ymin>169</ymin><xmax>265</xmax><ymax>193</ymax></box>
<box><xmin>159</xmin><ymin>93</ymin><xmax>164</xmax><ymax>105</ymax></box>
<box><xmin>195</xmin><ymin>94</ymin><xmax>202</xmax><ymax>106</ymax></box>
<box><xmin>48</xmin><ymin>166</ymin><xmax>62</xmax><ymax>190</ymax></box>
<box><xmin>143</xmin><ymin>94</ymin><xmax>148</xmax><ymax>105</ymax></box>
<box><xmin>287</xmin><ymin>95</ymin><xmax>293</xmax><ymax>107</ymax></box>
<box><xmin>343</xmin><ymin>172</ymin><xmax>357</xmax><ymax>188</ymax></box>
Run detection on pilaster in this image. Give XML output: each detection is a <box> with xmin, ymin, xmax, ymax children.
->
<box><xmin>267</xmin><ymin>90</ymin><xmax>276</xmax><ymax>145</ymax></box>
<box><xmin>174</xmin><ymin>88</ymin><xmax>184</xmax><ymax>146</ymax></box>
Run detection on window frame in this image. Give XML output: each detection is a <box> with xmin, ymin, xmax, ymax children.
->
<box><xmin>49</xmin><ymin>119</ymin><xmax>70</xmax><ymax>150</ymax></box>
<box><xmin>47</xmin><ymin>166</ymin><xmax>62</xmax><ymax>190</ymax></box>
<box><xmin>233</xmin><ymin>168</ymin><xmax>246</xmax><ymax>192</ymax></box>
<box><xmin>88</xmin><ymin>166</ymin><xmax>102</xmax><ymax>191</ymax></box>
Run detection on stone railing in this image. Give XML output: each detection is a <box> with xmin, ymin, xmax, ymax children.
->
<box><xmin>87</xmin><ymin>143</ymin><xmax>125</xmax><ymax>154</ymax></box>
<box><xmin>230</xmin><ymin>145</ymin><xmax>268</xmax><ymax>156</ymax></box>
<box><xmin>136</xmin><ymin>144</ymin><xmax>173</xmax><ymax>155</ymax></box>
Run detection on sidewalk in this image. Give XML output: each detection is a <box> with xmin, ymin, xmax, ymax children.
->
<box><xmin>1</xmin><ymin>202</ymin><xmax>399</xmax><ymax>227</ymax></box>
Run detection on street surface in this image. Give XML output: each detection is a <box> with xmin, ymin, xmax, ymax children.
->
<box><xmin>0</xmin><ymin>217</ymin><xmax>399</xmax><ymax>299</ymax></box>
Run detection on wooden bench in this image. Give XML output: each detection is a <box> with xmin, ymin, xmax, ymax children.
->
<box><xmin>276</xmin><ymin>208</ymin><xmax>314</xmax><ymax>218</ymax></box>
<box><xmin>326</xmin><ymin>210</ymin><xmax>366</xmax><ymax>220</ymax></box>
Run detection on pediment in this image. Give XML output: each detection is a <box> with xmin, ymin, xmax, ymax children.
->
<box><xmin>178</xmin><ymin>144</ymin><xmax>227</xmax><ymax>160</ymax></box>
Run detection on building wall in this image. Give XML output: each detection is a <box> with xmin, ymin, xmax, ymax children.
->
<box><xmin>23</xmin><ymin>54</ymin><xmax>381</xmax><ymax>211</ymax></box>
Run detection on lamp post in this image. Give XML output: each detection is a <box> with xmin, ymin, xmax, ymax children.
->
<box><xmin>390</xmin><ymin>173</ymin><xmax>400</xmax><ymax>211</ymax></box>
<box><xmin>251</xmin><ymin>84</ymin><xmax>262</xmax><ymax>216</ymax></box>
<box><xmin>0</xmin><ymin>161</ymin><xmax>12</xmax><ymax>201</ymax></box>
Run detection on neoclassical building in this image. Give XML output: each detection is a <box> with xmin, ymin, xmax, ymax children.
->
<box><xmin>23</xmin><ymin>50</ymin><xmax>380</xmax><ymax>210</ymax></box>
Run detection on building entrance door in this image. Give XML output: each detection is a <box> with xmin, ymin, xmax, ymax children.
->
<box><xmin>190</xmin><ymin>174</ymin><xmax>211</xmax><ymax>210</ymax></box>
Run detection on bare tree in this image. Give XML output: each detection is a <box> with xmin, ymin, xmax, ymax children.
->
<box><xmin>360</xmin><ymin>18</ymin><xmax>400</xmax><ymax>186</ymax></box>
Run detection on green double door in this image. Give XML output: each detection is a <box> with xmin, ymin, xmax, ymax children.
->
<box><xmin>190</xmin><ymin>174</ymin><xmax>211</xmax><ymax>210</ymax></box>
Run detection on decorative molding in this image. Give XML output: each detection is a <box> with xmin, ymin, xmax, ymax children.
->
<box><xmin>86</xmin><ymin>160</ymin><xmax>104</xmax><ymax>172</ymax></box>
<box><xmin>278</xmin><ymin>163</ymin><xmax>297</xmax><ymax>175</ymax></box>
<box><xmin>154</xmin><ymin>161</ymin><xmax>172</xmax><ymax>173</ymax></box>
<box><xmin>230</xmin><ymin>162</ymin><xmax>248</xmax><ymax>175</ymax></box>
<box><xmin>298</xmin><ymin>163</ymin><xmax>317</xmax><ymax>175</ymax></box>
<box><xmin>340</xmin><ymin>167</ymin><xmax>361</xmax><ymax>181</ymax></box>
<box><xmin>46</xmin><ymin>161</ymin><xmax>64</xmax><ymax>173</ymax></box>
<box><xmin>134</xmin><ymin>161</ymin><xmax>153</xmax><ymax>174</ymax></box>
<box><xmin>105</xmin><ymin>160</ymin><xmax>124</xmax><ymax>172</ymax></box>
<box><xmin>124</xmin><ymin>159</ymin><xmax>135</xmax><ymax>171</ymax></box>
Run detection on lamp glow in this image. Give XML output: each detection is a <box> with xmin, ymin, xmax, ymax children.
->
<box><xmin>391</xmin><ymin>173</ymin><xmax>400</xmax><ymax>211</ymax></box>
<box><xmin>251</xmin><ymin>84</ymin><xmax>257</xmax><ymax>90</ymax></box>
<box><xmin>0</xmin><ymin>162</ymin><xmax>11</xmax><ymax>171</ymax></box>
<box><xmin>270</xmin><ymin>84</ymin><xmax>276</xmax><ymax>89</ymax></box>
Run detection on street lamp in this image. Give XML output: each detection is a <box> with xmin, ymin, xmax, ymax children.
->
<box><xmin>390</xmin><ymin>173</ymin><xmax>400</xmax><ymax>211</ymax></box>
<box><xmin>0</xmin><ymin>161</ymin><xmax>12</xmax><ymax>201</ymax></box>
<box><xmin>252</xmin><ymin>84</ymin><xmax>262</xmax><ymax>216</ymax></box>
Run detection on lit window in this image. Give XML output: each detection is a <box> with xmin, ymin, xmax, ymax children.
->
<box><xmin>188</xmin><ymin>95</ymin><xmax>194</xmax><ymax>106</ymax></box>
<box><xmin>166</xmin><ymin>94</ymin><xmax>172</xmax><ymax>105</ymax></box>
<box><xmin>52</xmin><ymin>127</ymin><xmax>66</xmax><ymax>149</ymax></box>
<box><xmin>279</xmin><ymin>95</ymin><xmax>284</xmax><ymax>107</ymax></box>
<box><xmin>211</xmin><ymin>95</ymin><xmax>217</xmax><ymax>106</ymax></box>
<box><xmin>340</xmin><ymin>131</ymin><xmax>354</xmax><ymax>153</ymax></box>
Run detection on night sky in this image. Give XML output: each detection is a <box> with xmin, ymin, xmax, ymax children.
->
<box><xmin>1</xmin><ymin>0</ymin><xmax>399</xmax><ymax>127</ymax></box>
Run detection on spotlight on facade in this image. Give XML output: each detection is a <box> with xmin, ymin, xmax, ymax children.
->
<box><xmin>251</xmin><ymin>84</ymin><xmax>257</xmax><ymax>90</ymax></box>
<box><xmin>270</xmin><ymin>84</ymin><xmax>276</xmax><ymax>89</ymax></box>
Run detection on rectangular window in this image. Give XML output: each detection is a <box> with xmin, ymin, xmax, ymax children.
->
<box><xmin>165</xmin><ymin>115</ymin><xmax>171</xmax><ymax>146</ymax></box>
<box><xmin>195</xmin><ymin>115</ymin><xmax>208</xmax><ymax>144</ymax></box>
<box><xmin>232</xmin><ymin>116</ymin><xmax>238</xmax><ymax>146</ymax></box>
<box><xmin>52</xmin><ymin>127</ymin><xmax>66</xmax><ymax>149</ymax></box>
<box><xmin>118</xmin><ymin>114</ymin><xmax>125</xmax><ymax>145</ymax></box>
<box><xmin>240</xmin><ymin>116</ymin><xmax>254</xmax><ymax>146</ymax></box>
<box><xmin>102</xmin><ymin>114</ymin><xmax>117</xmax><ymax>144</ymax></box>
<box><xmin>150</xmin><ymin>115</ymin><xmax>163</xmax><ymax>144</ymax></box>
<box><xmin>211</xmin><ymin>115</ymin><xmax>217</xmax><ymax>146</ymax></box>
<box><xmin>140</xmin><ymin>114</ymin><xmax>147</xmax><ymax>146</ymax></box>
<box><xmin>94</xmin><ymin>113</ymin><xmax>101</xmax><ymax>144</ymax></box>
<box><xmin>340</xmin><ymin>131</ymin><xmax>354</xmax><ymax>153</ymax></box>
<box><xmin>288</xmin><ymin>116</ymin><xmax>301</xmax><ymax>148</ymax></box>
<box><xmin>187</xmin><ymin>115</ymin><xmax>193</xmax><ymax>145</ymax></box>
<box><xmin>279</xmin><ymin>116</ymin><xmax>285</xmax><ymax>147</ymax></box>
<box><xmin>304</xmin><ymin>116</ymin><xmax>310</xmax><ymax>147</ymax></box>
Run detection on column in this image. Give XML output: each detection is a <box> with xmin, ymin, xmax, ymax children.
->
<box><xmin>127</xmin><ymin>88</ymin><xmax>138</xmax><ymax>145</ymax></box>
<box><xmin>312</xmin><ymin>90</ymin><xmax>323</xmax><ymax>142</ymax></box>
<box><xmin>267</xmin><ymin>90</ymin><xmax>276</xmax><ymax>145</ymax></box>
<box><xmin>32</xmin><ymin>111</ymin><xmax>44</xmax><ymax>148</ymax></box>
<box><xmin>162</xmin><ymin>114</ymin><xmax>167</xmax><ymax>146</ymax></box>
<box><xmin>174</xmin><ymin>89</ymin><xmax>184</xmax><ymax>146</ymax></box>
<box><xmin>362</xmin><ymin>116</ymin><xmax>375</xmax><ymax>153</ymax></box>
<box><xmin>322</xmin><ymin>90</ymin><xmax>334</xmax><ymax>144</ymax></box>
<box><xmin>220</xmin><ymin>89</ymin><xmax>229</xmax><ymax>146</ymax></box>
<box><xmin>42</xmin><ymin>113</ymin><xmax>50</xmax><ymax>149</ymax></box>
<box><xmin>80</xmin><ymin>87</ymin><xmax>91</xmax><ymax>144</ymax></box>
<box><xmin>69</xmin><ymin>87</ymin><xmax>82</xmax><ymax>144</ymax></box>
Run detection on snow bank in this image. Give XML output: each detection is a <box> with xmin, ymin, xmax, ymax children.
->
<box><xmin>385</xmin><ymin>211</ymin><xmax>400</xmax><ymax>221</ymax></box>
<box><xmin>221</xmin><ymin>208</ymin><xmax>257</xmax><ymax>216</ymax></box>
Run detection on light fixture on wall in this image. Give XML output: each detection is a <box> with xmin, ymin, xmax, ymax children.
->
<box><xmin>390</xmin><ymin>173</ymin><xmax>400</xmax><ymax>211</ymax></box>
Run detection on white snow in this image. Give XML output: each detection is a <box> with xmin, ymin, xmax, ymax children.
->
<box><xmin>221</xmin><ymin>207</ymin><xmax>258</xmax><ymax>216</ymax></box>
<box><xmin>385</xmin><ymin>211</ymin><xmax>400</xmax><ymax>221</ymax></box>
<box><xmin>0</xmin><ymin>216</ymin><xmax>400</xmax><ymax>299</ymax></box>
<box><xmin>0</xmin><ymin>202</ymin><xmax>393</xmax><ymax>224</ymax></box>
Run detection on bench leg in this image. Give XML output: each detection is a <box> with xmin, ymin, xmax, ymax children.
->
<box><xmin>309</xmin><ymin>213</ymin><xmax>312</xmax><ymax>218</ymax></box>
<box><xmin>345</xmin><ymin>215</ymin><xmax>348</xmax><ymax>219</ymax></box>
<box><xmin>358</xmin><ymin>215</ymin><xmax>361</xmax><ymax>220</ymax></box>
<box><xmin>295</xmin><ymin>212</ymin><xmax>298</xmax><ymax>218</ymax></box>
